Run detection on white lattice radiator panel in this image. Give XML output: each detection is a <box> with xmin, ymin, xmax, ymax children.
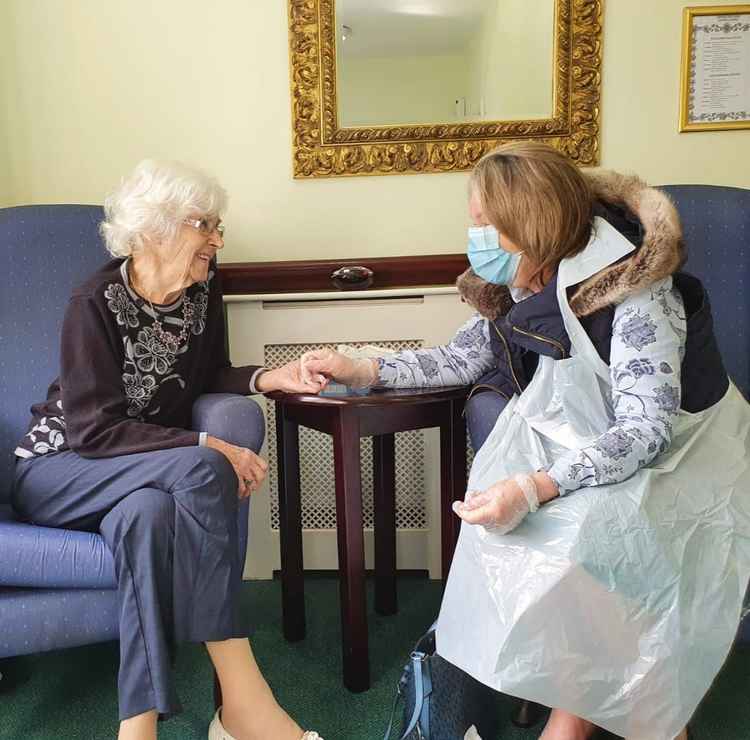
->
<box><xmin>226</xmin><ymin>287</ymin><xmax>476</xmax><ymax>577</ymax></box>
<box><xmin>264</xmin><ymin>340</ymin><xmax>427</xmax><ymax>531</ymax></box>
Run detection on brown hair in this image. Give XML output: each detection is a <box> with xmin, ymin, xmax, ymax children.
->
<box><xmin>469</xmin><ymin>142</ymin><xmax>593</xmax><ymax>287</ymax></box>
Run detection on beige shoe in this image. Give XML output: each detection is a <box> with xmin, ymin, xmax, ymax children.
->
<box><xmin>208</xmin><ymin>708</ymin><xmax>235</xmax><ymax>740</ymax></box>
<box><xmin>208</xmin><ymin>708</ymin><xmax>324</xmax><ymax>740</ymax></box>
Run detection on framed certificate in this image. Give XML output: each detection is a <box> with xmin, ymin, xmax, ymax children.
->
<box><xmin>680</xmin><ymin>5</ymin><xmax>750</xmax><ymax>131</ymax></box>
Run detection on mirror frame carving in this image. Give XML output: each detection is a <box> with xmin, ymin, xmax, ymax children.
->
<box><xmin>288</xmin><ymin>0</ymin><xmax>603</xmax><ymax>178</ymax></box>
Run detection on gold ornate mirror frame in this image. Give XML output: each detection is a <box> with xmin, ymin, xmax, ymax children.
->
<box><xmin>288</xmin><ymin>0</ymin><xmax>603</xmax><ymax>178</ymax></box>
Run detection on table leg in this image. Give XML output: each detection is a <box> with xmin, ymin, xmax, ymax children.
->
<box><xmin>440</xmin><ymin>399</ymin><xmax>468</xmax><ymax>582</ymax></box>
<box><xmin>373</xmin><ymin>433</ymin><xmax>397</xmax><ymax>616</ymax></box>
<box><xmin>276</xmin><ymin>401</ymin><xmax>305</xmax><ymax>642</ymax></box>
<box><xmin>332</xmin><ymin>408</ymin><xmax>370</xmax><ymax>692</ymax></box>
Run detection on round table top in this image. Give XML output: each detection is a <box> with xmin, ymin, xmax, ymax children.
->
<box><xmin>265</xmin><ymin>384</ymin><xmax>470</xmax><ymax>407</ymax></box>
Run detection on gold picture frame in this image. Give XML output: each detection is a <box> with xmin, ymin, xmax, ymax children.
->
<box><xmin>679</xmin><ymin>5</ymin><xmax>750</xmax><ymax>132</ymax></box>
<box><xmin>287</xmin><ymin>0</ymin><xmax>603</xmax><ymax>178</ymax></box>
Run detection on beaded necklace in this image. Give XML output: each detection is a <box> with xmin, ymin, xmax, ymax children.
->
<box><xmin>148</xmin><ymin>295</ymin><xmax>195</xmax><ymax>355</ymax></box>
<box><xmin>129</xmin><ymin>264</ymin><xmax>195</xmax><ymax>354</ymax></box>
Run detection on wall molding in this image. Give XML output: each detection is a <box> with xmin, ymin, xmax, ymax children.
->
<box><xmin>218</xmin><ymin>254</ymin><xmax>469</xmax><ymax>295</ymax></box>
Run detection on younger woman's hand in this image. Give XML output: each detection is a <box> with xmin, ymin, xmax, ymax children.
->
<box><xmin>452</xmin><ymin>479</ymin><xmax>530</xmax><ymax>533</ymax></box>
<box><xmin>299</xmin><ymin>349</ymin><xmax>353</xmax><ymax>384</ymax></box>
<box><xmin>452</xmin><ymin>472</ymin><xmax>558</xmax><ymax>533</ymax></box>
<box><xmin>205</xmin><ymin>435</ymin><xmax>268</xmax><ymax>499</ymax></box>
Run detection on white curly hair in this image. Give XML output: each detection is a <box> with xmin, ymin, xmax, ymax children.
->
<box><xmin>100</xmin><ymin>159</ymin><xmax>228</xmax><ymax>258</ymax></box>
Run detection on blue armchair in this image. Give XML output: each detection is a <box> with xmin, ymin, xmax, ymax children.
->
<box><xmin>661</xmin><ymin>185</ymin><xmax>750</xmax><ymax>645</ymax></box>
<box><xmin>0</xmin><ymin>206</ymin><xmax>264</xmax><ymax>692</ymax></box>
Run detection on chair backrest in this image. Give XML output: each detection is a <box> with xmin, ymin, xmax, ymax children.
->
<box><xmin>0</xmin><ymin>205</ymin><xmax>107</xmax><ymax>501</ymax></box>
<box><xmin>660</xmin><ymin>185</ymin><xmax>750</xmax><ymax>399</ymax></box>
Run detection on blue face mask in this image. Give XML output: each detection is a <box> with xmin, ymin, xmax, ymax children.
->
<box><xmin>467</xmin><ymin>225</ymin><xmax>523</xmax><ymax>285</ymax></box>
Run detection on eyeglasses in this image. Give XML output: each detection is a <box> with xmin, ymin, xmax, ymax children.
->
<box><xmin>184</xmin><ymin>218</ymin><xmax>225</xmax><ymax>237</ymax></box>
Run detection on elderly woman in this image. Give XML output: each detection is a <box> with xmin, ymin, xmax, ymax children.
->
<box><xmin>302</xmin><ymin>143</ymin><xmax>750</xmax><ymax>740</ymax></box>
<box><xmin>12</xmin><ymin>160</ymin><xmax>324</xmax><ymax>740</ymax></box>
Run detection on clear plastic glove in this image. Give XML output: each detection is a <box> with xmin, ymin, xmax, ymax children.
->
<box><xmin>300</xmin><ymin>348</ymin><xmax>378</xmax><ymax>389</ymax></box>
<box><xmin>452</xmin><ymin>475</ymin><xmax>538</xmax><ymax>534</ymax></box>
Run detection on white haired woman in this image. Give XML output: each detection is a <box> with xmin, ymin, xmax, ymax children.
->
<box><xmin>11</xmin><ymin>160</ymin><xmax>324</xmax><ymax>740</ymax></box>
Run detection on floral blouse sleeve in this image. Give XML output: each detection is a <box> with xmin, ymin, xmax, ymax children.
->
<box><xmin>376</xmin><ymin>313</ymin><xmax>496</xmax><ymax>388</ymax></box>
<box><xmin>547</xmin><ymin>277</ymin><xmax>686</xmax><ymax>494</ymax></box>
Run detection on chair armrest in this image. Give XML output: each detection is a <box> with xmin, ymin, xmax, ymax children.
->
<box><xmin>191</xmin><ymin>394</ymin><xmax>265</xmax><ymax>453</ymax></box>
<box><xmin>0</xmin><ymin>519</ymin><xmax>116</xmax><ymax>589</ymax></box>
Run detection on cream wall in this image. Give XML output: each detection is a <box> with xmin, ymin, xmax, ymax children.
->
<box><xmin>1</xmin><ymin>0</ymin><xmax>749</xmax><ymax>262</ymax></box>
<box><xmin>338</xmin><ymin>54</ymin><xmax>468</xmax><ymax>126</ymax></box>
<box><xmin>466</xmin><ymin>0</ymin><xmax>554</xmax><ymax>120</ymax></box>
<box><xmin>0</xmin><ymin>1</ymin><xmax>12</xmax><ymax>207</ymax></box>
<box><xmin>601</xmin><ymin>0</ymin><xmax>750</xmax><ymax>182</ymax></box>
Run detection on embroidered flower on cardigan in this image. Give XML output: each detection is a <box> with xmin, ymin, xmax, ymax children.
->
<box><xmin>188</xmin><ymin>291</ymin><xmax>209</xmax><ymax>335</ymax></box>
<box><xmin>123</xmin><ymin>372</ymin><xmax>157</xmax><ymax>417</ymax></box>
<box><xmin>33</xmin><ymin>429</ymin><xmax>65</xmax><ymax>455</ymax></box>
<box><xmin>133</xmin><ymin>326</ymin><xmax>177</xmax><ymax>375</ymax></box>
<box><xmin>105</xmin><ymin>283</ymin><xmax>139</xmax><ymax>328</ymax></box>
<box><xmin>108</xmin><ymin>278</ymin><xmax>212</xmax><ymax>419</ymax></box>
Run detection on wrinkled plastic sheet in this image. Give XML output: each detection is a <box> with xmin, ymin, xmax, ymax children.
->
<box><xmin>438</xmin><ymin>384</ymin><xmax>750</xmax><ymax>740</ymax></box>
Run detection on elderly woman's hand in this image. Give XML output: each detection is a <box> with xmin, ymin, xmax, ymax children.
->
<box><xmin>205</xmin><ymin>436</ymin><xmax>268</xmax><ymax>499</ymax></box>
<box><xmin>300</xmin><ymin>349</ymin><xmax>378</xmax><ymax>388</ymax></box>
<box><xmin>255</xmin><ymin>359</ymin><xmax>329</xmax><ymax>395</ymax></box>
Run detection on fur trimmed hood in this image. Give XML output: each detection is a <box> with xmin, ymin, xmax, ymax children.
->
<box><xmin>457</xmin><ymin>169</ymin><xmax>685</xmax><ymax>320</ymax></box>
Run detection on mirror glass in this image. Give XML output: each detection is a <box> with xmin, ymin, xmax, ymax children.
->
<box><xmin>335</xmin><ymin>0</ymin><xmax>555</xmax><ymax>128</ymax></box>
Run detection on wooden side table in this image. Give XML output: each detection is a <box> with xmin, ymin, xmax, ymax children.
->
<box><xmin>266</xmin><ymin>386</ymin><xmax>469</xmax><ymax>693</ymax></box>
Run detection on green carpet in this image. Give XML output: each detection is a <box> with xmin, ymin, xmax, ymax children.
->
<box><xmin>1</xmin><ymin>576</ymin><xmax>748</xmax><ymax>739</ymax></box>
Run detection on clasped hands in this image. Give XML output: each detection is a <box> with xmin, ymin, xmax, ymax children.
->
<box><xmin>210</xmin><ymin>350</ymin><xmax>372</xmax><ymax>499</ymax></box>
<box><xmin>252</xmin><ymin>349</ymin><xmax>376</xmax><ymax>395</ymax></box>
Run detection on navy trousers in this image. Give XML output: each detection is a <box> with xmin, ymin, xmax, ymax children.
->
<box><xmin>465</xmin><ymin>391</ymin><xmax>508</xmax><ymax>452</ymax></box>
<box><xmin>12</xmin><ymin>444</ymin><xmax>246</xmax><ymax>720</ymax></box>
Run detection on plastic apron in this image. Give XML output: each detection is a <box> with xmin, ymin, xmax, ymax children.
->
<box><xmin>437</xmin><ymin>218</ymin><xmax>750</xmax><ymax>740</ymax></box>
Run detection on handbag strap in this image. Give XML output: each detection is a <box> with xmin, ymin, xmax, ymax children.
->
<box><xmin>417</xmin><ymin>653</ymin><xmax>433</xmax><ymax>739</ymax></box>
<box><xmin>383</xmin><ymin>625</ymin><xmax>438</xmax><ymax>740</ymax></box>
<box><xmin>382</xmin><ymin>686</ymin><xmax>403</xmax><ymax>740</ymax></box>
<box><xmin>383</xmin><ymin>650</ymin><xmax>433</xmax><ymax>740</ymax></box>
<box><xmin>400</xmin><ymin>651</ymin><xmax>432</xmax><ymax>740</ymax></box>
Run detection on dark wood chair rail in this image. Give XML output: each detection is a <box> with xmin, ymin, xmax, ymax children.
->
<box><xmin>218</xmin><ymin>253</ymin><xmax>469</xmax><ymax>295</ymax></box>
